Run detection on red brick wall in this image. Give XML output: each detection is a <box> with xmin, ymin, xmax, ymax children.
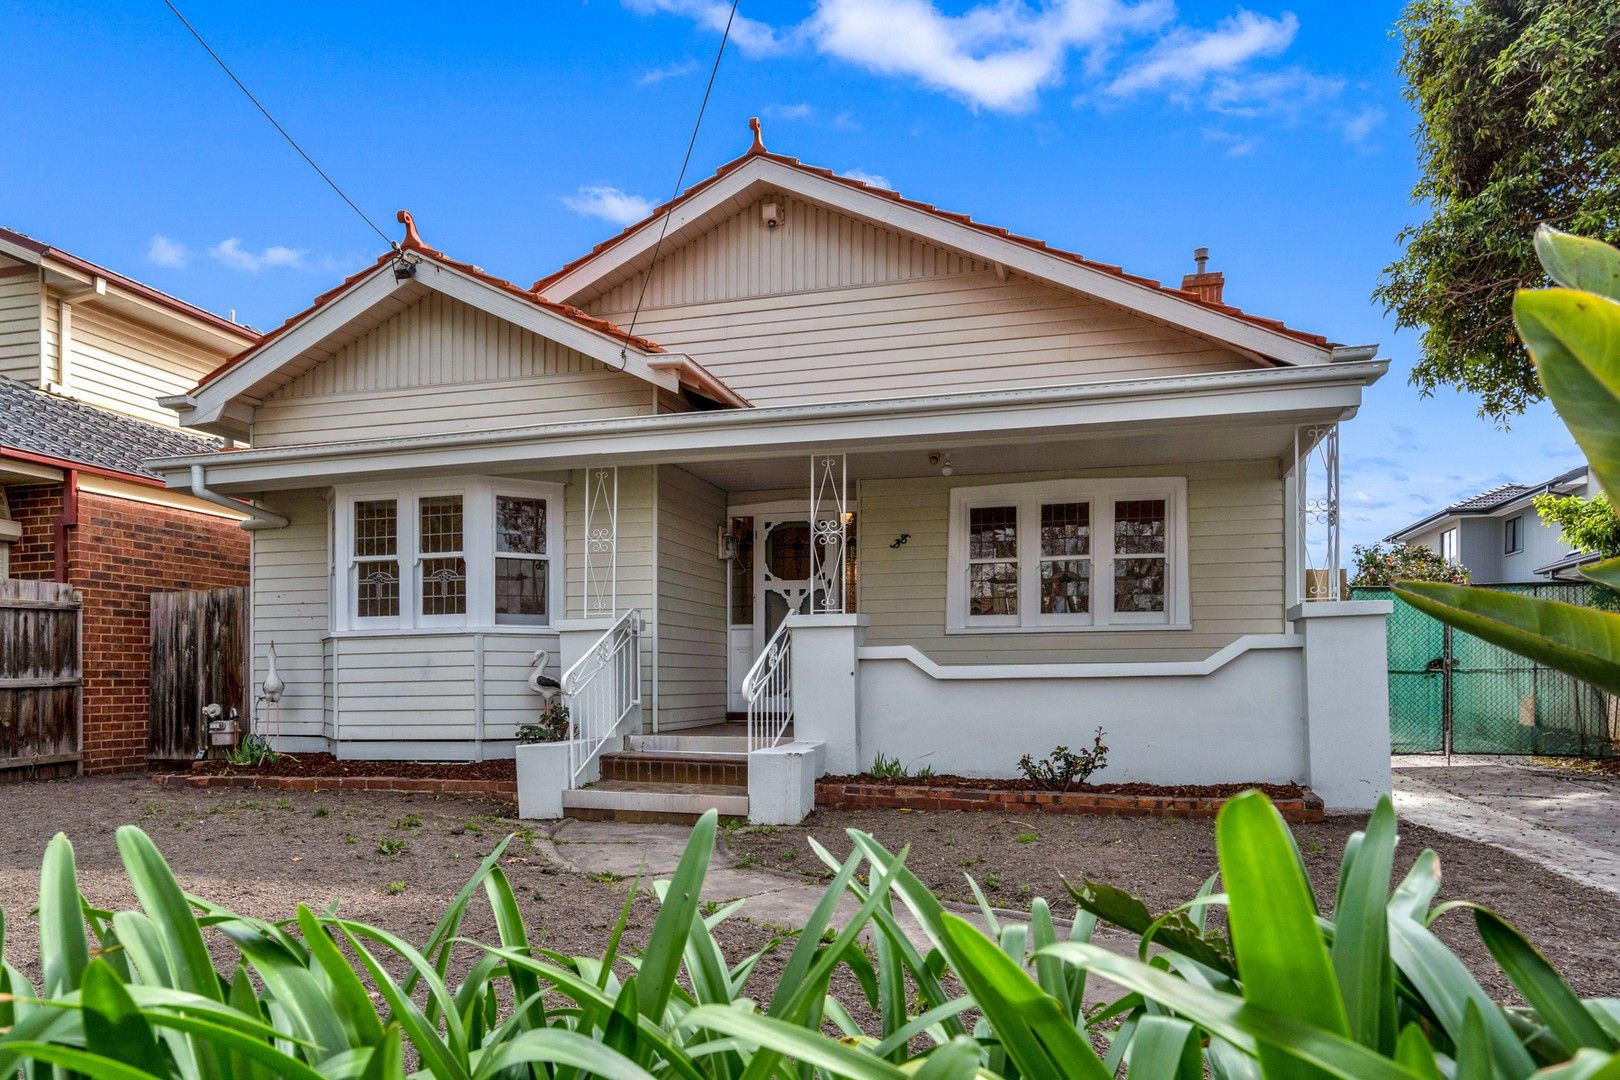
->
<box><xmin>5</xmin><ymin>483</ymin><xmax>250</xmax><ymax>773</ymax></box>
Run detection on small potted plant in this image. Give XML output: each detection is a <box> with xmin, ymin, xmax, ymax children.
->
<box><xmin>514</xmin><ymin>697</ymin><xmax>575</xmax><ymax>819</ymax></box>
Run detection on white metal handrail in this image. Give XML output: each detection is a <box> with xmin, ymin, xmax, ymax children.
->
<box><xmin>562</xmin><ymin>609</ymin><xmax>641</xmax><ymax>786</ymax></box>
<box><xmin>743</xmin><ymin>621</ymin><xmax>793</xmax><ymax>753</ymax></box>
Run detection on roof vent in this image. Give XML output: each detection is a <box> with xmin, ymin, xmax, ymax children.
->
<box><xmin>1181</xmin><ymin>247</ymin><xmax>1225</xmax><ymax>305</ymax></box>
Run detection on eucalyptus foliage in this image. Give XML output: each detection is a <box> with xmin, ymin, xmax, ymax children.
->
<box><xmin>1374</xmin><ymin>0</ymin><xmax>1620</xmax><ymax>420</ymax></box>
<box><xmin>2</xmin><ymin>791</ymin><xmax>1618</xmax><ymax>1078</ymax></box>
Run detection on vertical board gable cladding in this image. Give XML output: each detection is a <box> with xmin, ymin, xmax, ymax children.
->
<box><xmin>251</xmin><ymin>291</ymin><xmax>657</xmax><ymax>447</ymax></box>
<box><xmin>582</xmin><ymin>195</ymin><xmax>1255</xmax><ymax>406</ymax></box>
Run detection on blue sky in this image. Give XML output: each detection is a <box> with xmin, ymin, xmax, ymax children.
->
<box><xmin>1</xmin><ymin>0</ymin><xmax>1579</xmax><ymax>549</ymax></box>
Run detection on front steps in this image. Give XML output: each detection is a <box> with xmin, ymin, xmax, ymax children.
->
<box><xmin>559</xmin><ymin>729</ymin><xmax>753</xmax><ymax>822</ymax></box>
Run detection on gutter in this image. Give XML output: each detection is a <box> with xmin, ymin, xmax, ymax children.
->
<box><xmin>187</xmin><ymin>464</ymin><xmax>289</xmax><ymax>530</ymax></box>
<box><xmin>149</xmin><ymin>358</ymin><xmax>1390</xmax><ymax>477</ymax></box>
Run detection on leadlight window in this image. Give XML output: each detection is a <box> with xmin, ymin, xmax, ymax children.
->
<box><xmin>495</xmin><ymin>495</ymin><xmax>548</xmax><ymax>625</ymax></box>
<box><xmin>968</xmin><ymin>506</ymin><xmax>1018</xmax><ymax>617</ymax></box>
<box><xmin>419</xmin><ymin>495</ymin><xmax>467</xmax><ymax>618</ymax></box>
<box><xmin>949</xmin><ymin>479</ymin><xmax>1186</xmax><ymax>631</ymax></box>
<box><xmin>1113</xmin><ymin>499</ymin><xmax>1166</xmax><ymax>615</ymax></box>
<box><xmin>353</xmin><ymin>499</ymin><xmax>400</xmax><ymax>620</ymax></box>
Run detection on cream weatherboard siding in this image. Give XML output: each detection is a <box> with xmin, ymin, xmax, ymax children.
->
<box><xmin>655</xmin><ymin>465</ymin><xmax>729</xmax><ymax>730</ymax></box>
<box><xmin>250</xmin><ymin>490</ymin><xmax>330</xmax><ymax>745</ymax></box>
<box><xmin>856</xmin><ymin>461</ymin><xmax>1286</xmax><ymax>665</ymax></box>
<box><xmin>566</xmin><ymin>465</ymin><xmax>657</xmax><ymax>709</ymax></box>
<box><xmin>252</xmin><ymin>291</ymin><xmax>659</xmax><ymax>448</ymax></box>
<box><xmin>583</xmin><ymin>196</ymin><xmax>1254</xmax><ymax>407</ymax></box>
<box><xmin>40</xmin><ymin>291</ymin><xmax>226</xmax><ymax>427</ymax></box>
<box><xmin>0</xmin><ymin>271</ymin><xmax>42</xmax><ymax>383</ymax></box>
<box><xmin>254</xmin><ymin>488</ymin><xmax>561</xmax><ymax>756</ymax></box>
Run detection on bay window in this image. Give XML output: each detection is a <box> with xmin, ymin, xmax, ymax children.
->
<box><xmin>334</xmin><ymin>478</ymin><xmax>563</xmax><ymax>632</ymax></box>
<box><xmin>947</xmin><ymin>478</ymin><xmax>1188</xmax><ymax>631</ymax></box>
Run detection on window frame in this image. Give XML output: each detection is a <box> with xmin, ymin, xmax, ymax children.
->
<box><xmin>1439</xmin><ymin>527</ymin><xmax>1459</xmax><ymax>565</ymax></box>
<box><xmin>1504</xmin><ymin>514</ymin><xmax>1523</xmax><ymax>556</ymax></box>
<box><xmin>333</xmin><ymin>477</ymin><xmax>564</xmax><ymax>635</ymax></box>
<box><xmin>946</xmin><ymin>477</ymin><xmax>1190</xmax><ymax>633</ymax></box>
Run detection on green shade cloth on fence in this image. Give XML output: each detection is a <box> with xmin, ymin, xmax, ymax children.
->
<box><xmin>1351</xmin><ymin>584</ymin><xmax>1615</xmax><ymax>758</ymax></box>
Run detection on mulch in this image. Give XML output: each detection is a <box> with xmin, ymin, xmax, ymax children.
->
<box><xmin>818</xmin><ymin>773</ymin><xmax>1312</xmax><ymax>800</ymax></box>
<box><xmin>175</xmin><ymin>753</ymin><xmax>517</xmax><ymax>781</ymax></box>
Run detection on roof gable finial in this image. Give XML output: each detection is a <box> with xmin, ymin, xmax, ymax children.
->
<box><xmin>396</xmin><ymin>209</ymin><xmax>423</xmax><ymax>250</ymax></box>
<box><xmin>747</xmin><ymin>116</ymin><xmax>766</xmax><ymax>156</ymax></box>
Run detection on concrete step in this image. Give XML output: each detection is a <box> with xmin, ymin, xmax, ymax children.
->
<box><xmin>561</xmin><ymin>779</ymin><xmax>749</xmax><ymax>823</ymax></box>
<box><xmin>599</xmin><ymin>750</ymin><xmax>747</xmax><ymax>786</ymax></box>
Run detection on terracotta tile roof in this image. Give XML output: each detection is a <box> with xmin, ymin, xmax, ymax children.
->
<box><xmin>0</xmin><ymin>225</ymin><xmax>258</xmax><ymax>342</ymax></box>
<box><xmin>191</xmin><ymin>218</ymin><xmax>665</xmax><ymax>393</ymax></box>
<box><xmin>532</xmin><ymin>140</ymin><xmax>1334</xmax><ymax>352</ymax></box>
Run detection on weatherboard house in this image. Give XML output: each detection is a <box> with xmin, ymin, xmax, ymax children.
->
<box><xmin>151</xmin><ymin>124</ymin><xmax>1394</xmax><ymax>819</ymax></box>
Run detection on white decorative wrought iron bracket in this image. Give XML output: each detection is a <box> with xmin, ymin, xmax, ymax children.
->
<box><xmin>809</xmin><ymin>453</ymin><xmax>848</xmax><ymax>613</ymax></box>
<box><xmin>582</xmin><ymin>466</ymin><xmax>618</xmax><ymax>619</ymax></box>
<box><xmin>1293</xmin><ymin>424</ymin><xmax>1341</xmax><ymax>602</ymax></box>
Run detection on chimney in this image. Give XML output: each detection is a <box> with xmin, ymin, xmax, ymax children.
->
<box><xmin>1181</xmin><ymin>246</ymin><xmax>1225</xmax><ymax>305</ymax></box>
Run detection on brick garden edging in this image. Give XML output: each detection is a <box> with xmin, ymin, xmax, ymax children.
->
<box><xmin>816</xmin><ymin>781</ymin><xmax>1325</xmax><ymax>822</ymax></box>
<box><xmin>153</xmin><ymin>772</ymin><xmax>516</xmax><ymax>799</ymax></box>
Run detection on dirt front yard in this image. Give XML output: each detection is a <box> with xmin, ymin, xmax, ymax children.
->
<box><xmin>722</xmin><ymin>806</ymin><xmax>1620</xmax><ymax>1001</ymax></box>
<box><xmin>0</xmin><ymin>776</ymin><xmax>787</xmax><ymax>995</ymax></box>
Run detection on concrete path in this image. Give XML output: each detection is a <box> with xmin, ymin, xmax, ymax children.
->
<box><xmin>1392</xmin><ymin>756</ymin><xmax>1620</xmax><ymax>898</ymax></box>
<box><xmin>538</xmin><ymin>817</ymin><xmax>1137</xmax><ymax>1005</ymax></box>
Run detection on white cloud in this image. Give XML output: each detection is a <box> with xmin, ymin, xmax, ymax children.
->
<box><xmin>1342</xmin><ymin>105</ymin><xmax>1386</xmax><ymax>144</ymax></box>
<box><xmin>763</xmin><ymin>102</ymin><xmax>814</xmax><ymax>120</ymax></box>
<box><xmin>806</xmin><ymin>0</ymin><xmax>1172</xmax><ymax>112</ymax></box>
<box><xmin>1202</xmin><ymin>127</ymin><xmax>1259</xmax><ymax>157</ymax></box>
<box><xmin>146</xmin><ymin>235</ymin><xmax>189</xmax><ymax>269</ymax></box>
<box><xmin>209</xmin><ymin>238</ymin><xmax>308</xmax><ymax>273</ymax></box>
<box><xmin>621</xmin><ymin>0</ymin><xmax>787</xmax><ymax>55</ymax></box>
<box><xmin>1108</xmin><ymin>10</ymin><xmax>1298</xmax><ymax>96</ymax></box>
<box><xmin>563</xmin><ymin>185</ymin><xmax>656</xmax><ymax>226</ymax></box>
<box><xmin>1206</xmin><ymin>66</ymin><xmax>1343</xmax><ymax>118</ymax></box>
<box><xmin>840</xmin><ymin>168</ymin><xmax>892</xmax><ymax>189</ymax></box>
<box><xmin>638</xmin><ymin>58</ymin><xmax>700</xmax><ymax>84</ymax></box>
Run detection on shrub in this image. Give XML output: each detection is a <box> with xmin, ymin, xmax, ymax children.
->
<box><xmin>516</xmin><ymin>697</ymin><xmax>571</xmax><ymax>743</ymax></box>
<box><xmin>3</xmin><ymin>795</ymin><xmax>1618</xmax><ymax>1078</ymax></box>
<box><xmin>1350</xmin><ymin>541</ymin><xmax>1470</xmax><ymax>585</ymax></box>
<box><xmin>1017</xmin><ymin>726</ymin><xmax>1108</xmax><ymax>790</ymax></box>
<box><xmin>223</xmin><ymin>732</ymin><xmax>277</xmax><ymax>767</ymax></box>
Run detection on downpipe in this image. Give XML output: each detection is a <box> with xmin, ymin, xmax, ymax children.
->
<box><xmin>188</xmin><ymin>465</ymin><xmax>289</xmax><ymax>531</ymax></box>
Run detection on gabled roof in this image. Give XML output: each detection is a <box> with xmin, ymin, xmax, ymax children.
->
<box><xmin>1385</xmin><ymin>465</ymin><xmax>1589</xmax><ymax>542</ymax></box>
<box><xmin>173</xmin><ymin>214</ymin><xmax>748</xmax><ymax>437</ymax></box>
<box><xmin>536</xmin><ymin>120</ymin><xmax>1347</xmax><ymax>365</ymax></box>
<box><xmin>0</xmin><ymin>225</ymin><xmax>259</xmax><ymax>347</ymax></box>
<box><xmin>0</xmin><ymin>375</ymin><xmax>222</xmax><ymax>481</ymax></box>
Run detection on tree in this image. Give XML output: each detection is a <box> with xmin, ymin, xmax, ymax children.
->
<box><xmin>1534</xmin><ymin>490</ymin><xmax>1620</xmax><ymax>558</ymax></box>
<box><xmin>1374</xmin><ymin>0</ymin><xmax>1620</xmax><ymax>421</ymax></box>
<box><xmin>1350</xmin><ymin>542</ymin><xmax>1471</xmax><ymax>586</ymax></box>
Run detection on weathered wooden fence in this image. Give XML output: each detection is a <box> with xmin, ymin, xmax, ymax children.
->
<box><xmin>149</xmin><ymin>587</ymin><xmax>247</xmax><ymax>761</ymax></box>
<box><xmin>0</xmin><ymin>579</ymin><xmax>83</xmax><ymax>779</ymax></box>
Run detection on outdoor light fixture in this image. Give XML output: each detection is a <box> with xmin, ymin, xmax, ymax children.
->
<box><xmin>392</xmin><ymin>257</ymin><xmax>416</xmax><ymax>282</ymax></box>
<box><xmin>928</xmin><ymin>451</ymin><xmax>954</xmax><ymax>477</ymax></box>
<box><xmin>761</xmin><ymin>200</ymin><xmax>783</xmax><ymax>230</ymax></box>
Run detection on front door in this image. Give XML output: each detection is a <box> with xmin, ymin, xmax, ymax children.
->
<box><xmin>725</xmin><ymin>503</ymin><xmax>852</xmax><ymax>713</ymax></box>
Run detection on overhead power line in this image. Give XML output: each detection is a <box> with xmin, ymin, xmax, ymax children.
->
<box><xmin>160</xmin><ymin>0</ymin><xmax>394</xmax><ymax>248</ymax></box>
<box><xmin>621</xmin><ymin>0</ymin><xmax>743</xmax><ymax>356</ymax></box>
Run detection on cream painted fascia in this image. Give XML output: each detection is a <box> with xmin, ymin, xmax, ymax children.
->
<box><xmin>149</xmin><ymin>360</ymin><xmax>1386</xmax><ymax>493</ymax></box>
<box><xmin>173</xmin><ymin>256</ymin><xmax>703</xmax><ymax>436</ymax></box>
<box><xmin>541</xmin><ymin>155</ymin><xmax>1340</xmax><ymax>368</ymax></box>
<box><xmin>76</xmin><ymin>474</ymin><xmax>248</xmax><ymax>520</ymax></box>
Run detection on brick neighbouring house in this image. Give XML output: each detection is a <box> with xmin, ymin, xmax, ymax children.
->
<box><xmin>0</xmin><ymin>227</ymin><xmax>259</xmax><ymax>774</ymax></box>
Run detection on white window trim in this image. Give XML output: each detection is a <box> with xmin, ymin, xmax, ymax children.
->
<box><xmin>332</xmin><ymin>476</ymin><xmax>564</xmax><ymax>635</ymax></box>
<box><xmin>946</xmin><ymin>477</ymin><xmax>1190</xmax><ymax>633</ymax></box>
<box><xmin>1504</xmin><ymin>514</ymin><xmax>1523</xmax><ymax>556</ymax></box>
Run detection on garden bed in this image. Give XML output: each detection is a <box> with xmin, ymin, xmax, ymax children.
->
<box><xmin>155</xmin><ymin>753</ymin><xmax>516</xmax><ymax>797</ymax></box>
<box><xmin>816</xmin><ymin>775</ymin><xmax>1322</xmax><ymax>821</ymax></box>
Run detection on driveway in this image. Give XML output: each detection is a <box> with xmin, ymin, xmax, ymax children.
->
<box><xmin>1393</xmin><ymin>756</ymin><xmax>1620</xmax><ymax>897</ymax></box>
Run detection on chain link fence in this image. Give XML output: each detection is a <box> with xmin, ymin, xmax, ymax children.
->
<box><xmin>1352</xmin><ymin>583</ymin><xmax>1616</xmax><ymax>758</ymax></box>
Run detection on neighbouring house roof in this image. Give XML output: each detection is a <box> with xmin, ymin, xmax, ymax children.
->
<box><xmin>1385</xmin><ymin>465</ymin><xmax>1590</xmax><ymax>542</ymax></box>
<box><xmin>0</xmin><ymin>225</ymin><xmax>259</xmax><ymax>344</ymax></box>
<box><xmin>175</xmin><ymin>213</ymin><xmax>748</xmax><ymax>436</ymax></box>
<box><xmin>0</xmin><ymin>375</ymin><xmax>222</xmax><ymax>481</ymax></box>
<box><xmin>534</xmin><ymin>120</ymin><xmax>1344</xmax><ymax>359</ymax></box>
